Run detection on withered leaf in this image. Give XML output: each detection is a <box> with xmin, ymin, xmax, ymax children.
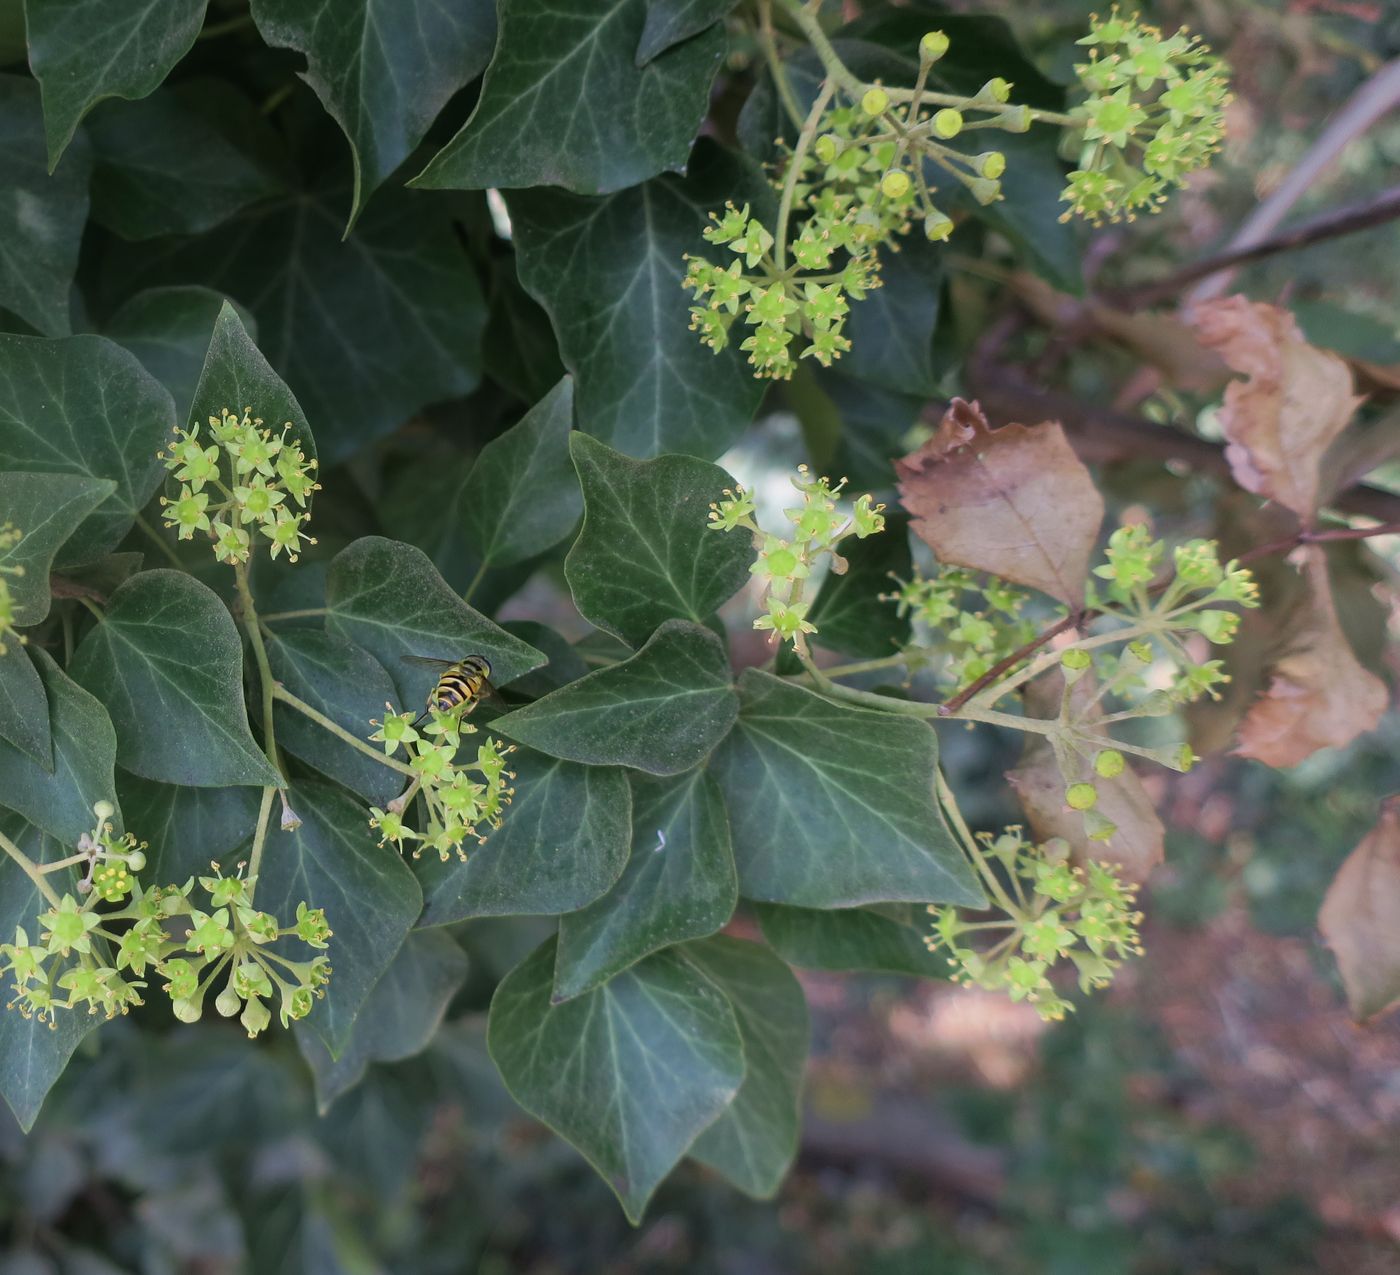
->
<box><xmin>896</xmin><ymin>398</ymin><xmax>1104</xmax><ymax>608</ymax></box>
<box><xmin>1234</xmin><ymin>546</ymin><xmax>1386</xmax><ymax>768</ymax></box>
<box><xmin>1190</xmin><ymin>296</ymin><xmax>1362</xmax><ymax>523</ymax></box>
<box><xmin>1318</xmin><ymin>796</ymin><xmax>1400</xmax><ymax>1021</ymax></box>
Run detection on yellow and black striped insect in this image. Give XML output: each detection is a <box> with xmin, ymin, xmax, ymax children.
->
<box><xmin>402</xmin><ymin>654</ymin><xmax>501</xmax><ymax>728</ymax></box>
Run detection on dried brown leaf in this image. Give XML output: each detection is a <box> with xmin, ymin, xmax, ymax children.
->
<box><xmin>1319</xmin><ymin>796</ymin><xmax>1400</xmax><ymax>1021</ymax></box>
<box><xmin>895</xmin><ymin>399</ymin><xmax>1104</xmax><ymax>608</ymax></box>
<box><xmin>1234</xmin><ymin>546</ymin><xmax>1387</xmax><ymax>767</ymax></box>
<box><xmin>1190</xmin><ymin>296</ymin><xmax>1363</xmax><ymax>522</ymax></box>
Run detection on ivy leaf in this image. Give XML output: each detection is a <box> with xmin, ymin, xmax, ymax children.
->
<box><xmin>105</xmin><ymin>287</ymin><xmax>258</xmax><ymax>422</ymax></box>
<box><xmin>637</xmin><ymin>0</ymin><xmax>736</xmax><ymax>64</ymax></box>
<box><xmin>325</xmin><ymin>537</ymin><xmax>547</xmax><ymax>704</ymax></box>
<box><xmin>0</xmin><ymin>333</ymin><xmax>175</xmax><ymax>567</ymax></box>
<box><xmin>415</xmin><ymin>748</ymin><xmax>631</xmax><ymax>925</ymax></box>
<box><xmin>710</xmin><ymin>670</ymin><xmax>982</xmax><ymax>908</ymax></box>
<box><xmin>554</xmin><ymin>770</ymin><xmax>736</xmax><ymax>1000</ymax></box>
<box><xmin>266</xmin><ymin>629</ymin><xmax>402</xmax><ymax>808</ymax></box>
<box><xmin>298</xmin><ymin>929</ymin><xmax>470</xmax><ymax>1111</ymax></box>
<box><xmin>754</xmin><ymin>902</ymin><xmax>948</xmax><ymax>976</ymax></box>
<box><xmin>68</xmin><ymin>570</ymin><xmax>282</xmax><ymax>788</ymax></box>
<box><xmin>506</xmin><ymin>141</ymin><xmax>768</xmax><ymax>459</ymax></box>
<box><xmin>116</xmin><ymin>772</ymin><xmax>260</xmax><ymax>883</ymax></box>
<box><xmin>0</xmin><ymin>650</ymin><xmax>117</xmax><ymax>844</ymax></box>
<box><xmin>0</xmin><ymin>472</ymin><xmax>117</xmax><ymax>626</ymax></box>
<box><xmin>0</xmin><ymin>76</ymin><xmax>91</xmax><ymax>337</ymax></box>
<box><xmin>805</xmin><ymin>514</ymin><xmax>912</xmax><ymax>660</ymax></box>
<box><xmin>410</xmin><ymin>0</ymin><xmax>724</xmax><ymax>195</ymax></box>
<box><xmin>488</xmin><ymin>937</ymin><xmax>744</xmax><ymax>1222</ymax></box>
<box><xmin>458</xmin><ymin>376</ymin><xmax>580</xmax><ymax>571</ymax></box>
<box><xmin>250</xmin><ymin>0</ymin><xmax>496</xmax><ymax>231</ymax></box>
<box><xmin>254</xmin><ymin>779</ymin><xmax>422</xmax><ymax>1058</ymax></box>
<box><xmin>0</xmin><ymin>646</ymin><xmax>48</xmax><ymax>767</ymax></box>
<box><xmin>684</xmin><ymin>936</ymin><xmax>809</xmax><ymax>1199</ymax></box>
<box><xmin>483</xmin><ymin>258</ymin><xmax>567</xmax><ymax>404</ymax></box>
<box><xmin>24</xmin><ymin>0</ymin><xmax>208</xmax><ymax>169</ymax></box>
<box><xmin>841</xmin><ymin>233</ymin><xmax>946</xmax><ymax>398</ymax></box>
<box><xmin>502</xmin><ymin>620</ymin><xmax>591</xmax><ymax>698</ymax></box>
<box><xmin>490</xmin><ymin>619</ymin><xmax>738</xmax><ymax>776</ymax></box>
<box><xmin>564</xmin><ymin>432</ymin><xmax>754</xmax><ymax>647</ymax></box>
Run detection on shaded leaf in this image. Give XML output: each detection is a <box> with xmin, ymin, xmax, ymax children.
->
<box><xmin>554</xmin><ymin>770</ymin><xmax>736</xmax><ymax>1000</ymax></box>
<box><xmin>565</xmin><ymin>432</ymin><xmax>753</xmax><ymax>646</ymax></box>
<box><xmin>482</xmin><ymin>258</ymin><xmax>567</xmax><ymax>404</ymax></box>
<box><xmin>841</xmin><ymin>232</ymin><xmax>946</xmax><ymax>398</ymax></box>
<box><xmin>754</xmin><ymin>902</ymin><xmax>947</xmax><ymax>976</ymax></box>
<box><xmin>68</xmin><ymin>569</ymin><xmax>281</xmax><ymax>788</ymax></box>
<box><xmin>637</xmin><ymin>0</ymin><xmax>734</xmax><ymax>64</ymax></box>
<box><xmin>710</xmin><ymin>669</ymin><xmax>981</xmax><ymax>907</ymax></box>
<box><xmin>0</xmin><ymin>472</ymin><xmax>116</xmax><ymax>625</ymax></box>
<box><xmin>411</xmin><ymin>0</ymin><xmax>723</xmax><ymax>195</ymax></box>
<box><xmin>1191</xmin><ymin>296</ymin><xmax>1362</xmax><ymax>523</ymax></box>
<box><xmin>416</xmin><ymin>748</ymin><xmax>630</xmax><ymax>924</ymax></box>
<box><xmin>253</xmin><ymin>779</ymin><xmax>422</xmax><ymax>1057</ymax></box>
<box><xmin>806</xmin><ymin>514</ymin><xmax>912</xmax><ymax>659</ymax></box>
<box><xmin>0</xmin><ymin>333</ymin><xmax>174</xmax><ymax>567</ymax></box>
<box><xmin>0</xmin><ymin>75</ymin><xmax>91</xmax><ymax>336</ymax></box>
<box><xmin>1235</xmin><ymin>545</ymin><xmax>1386</xmax><ymax>767</ymax></box>
<box><xmin>116</xmin><ymin>771</ymin><xmax>260</xmax><ymax>883</ymax></box>
<box><xmin>684</xmin><ymin>935</ymin><xmax>808</xmax><ymax>1198</ymax></box>
<box><xmin>896</xmin><ymin>397</ymin><xmax>1104</xmax><ymax>608</ymax></box>
<box><xmin>488</xmin><ymin>936</ymin><xmax>744</xmax><ymax>1222</ymax></box>
<box><xmin>24</xmin><ymin>0</ymin><xmax>207</xmax><ymax>168</ymax></box>
<box><xmin>1319</xmin><ymin>796</ymin><xmax>1400</xmax><ymax>1021</ymax></box>
<box><xmin>0</xmin><ymin>649</ymin><xmax>117</xmax><ymax>844</ymax></box>
<box><xmin>501</xmin><ymin>620</ymin><xmax>591</xmax><ymax>699</ymax></box>
<box><xmin>298</xmin><ymin>928</ymin><xmax>469</xmax><ymax>1110</ymax></box>
<box><xmin>250</xmin><ymin>0</ymin><xmax>496</xmax><ymax>229</ymax></box>
<box><xmin>0</xmin><ymin>645</ymin><xmax>47</xmax><ymax>766</ymax></box>
<box><xmin>490</xmin><ymin>619</ymin><xmax>738</xmax><ymax>776</ymax></box>
<box><xmin>506</xmin><ymin>141</ymin><xmax>768</xmax><ymax>459</ymax></box>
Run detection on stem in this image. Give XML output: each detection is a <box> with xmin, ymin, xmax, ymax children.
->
<box><xmin>233</xmin><ymin>563</ymin><xmax>281</xmax><ymax>777</ymax></box>
<box><xmin>135</xmin><ymin>514</ymin><xmax>184</xmax><ymax>569</ymax></box>
<box><xmin>758</xmin><ymin>0</ymin><xmax>805</xmax><ymax>133</ymax></box>
<box><xmin>936</xmin><ymin>769</ymin><xmax>1020</xmax><ymax>915</ymax></box>
<box><xmin>75</xmin><ymin>595</ymin><xmax>104</xmax><ymax>622</ymax></box>
<box><xmin>259</xmin><ymin>607</ymin><xmax>329</xmax><ymax>623</ymax></box>
<box><xmin>0</xmin><ymin>830</ymin><xmax>63</xmax><ymax>908</ymax></box>
<box><xmin>248</xmin><ymin>786</ymin><xmax>275</xmax><ymax>886</ymax></box>
<box><xmin>775</xmin><ymin>79</ymin><xmax>836</xmax><ymax>270</ymax></box>
<box><xmin>813</xmin><ymin>653</ymin><xmax>910</xmax><ymax>680</ymax></box>
<box><xmin>273</xmin><ymin>685</ymin><xmax>416</xmax><ymax>778</ymax></box>
<box><xmin>462</xmin><ymin>561</ymin><xmax>488</xmax><ymax>607</ymax></box>
<box><xmin>38</xmin><ymin>851</ymin><xmax>92</xmax><ymax>874</ymax></box>
<box><xmin>778</xmin><ymin>0</ymin><xmax>861</xmax><ymax>96</ymax></box>
<box><xmin>198</xmin><ymin>12</ymin><xmax>255</xmax><ymax>39</ymax></box>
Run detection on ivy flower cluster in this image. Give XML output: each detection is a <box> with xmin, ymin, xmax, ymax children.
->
<box><xmin>927</xmin><ymin>830</ymin><xmax>1142</xmax><ymax>1021</ymax></box>
<box><xmin>0</xmin><ymin>803</ymin><xmax>331</xmax><ymax>1037</ymax></box>
<box><xmin>709</xmin><ymin>466</ymin><xmax>885</xmax><ymax>650</ymax></box>
<box><xmin>0</xmin><ymin>522</ymin><xmax>22</xmax><ymax>653</ymax></box>
<box><xmin>367</xmin><ymin>709</ymin><xmax>516</xmax><ymax>861</ymax></box>
<box><xmin>1062</xmin><ymin>7</ymin><xmax>1230</xmax><ymax>222</ymax></box>
<box><xmin>160</xmin><ymin>407</ymin><xmax>319</xmax><ymax>564</ymax></box>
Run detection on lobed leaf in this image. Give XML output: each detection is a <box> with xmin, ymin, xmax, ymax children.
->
<box><xmin>0</xmin><ymin>646</ymin><xmax>48</xmax><ymax>766</ymax></box>
<box><xmin>116</xmin><ymin>771</ymin><xmax>261</xmax><ymax>884</ymax></box>
<box><xmin>0</xmin><ymin>471</ymin><xmax>116</xmax><ymax>626</ymax></box>
<box><xmin>754</xmin><ymin>902</ymin><xmax>949</xmax><ymax>976</ymax></box>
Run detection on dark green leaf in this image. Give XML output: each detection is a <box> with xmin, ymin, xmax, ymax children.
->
<box><xmin>565</xmin><ymin>432</ymin><xmax>753</xmax><ymax>647</ymax></box>
<box><xmin>0</xmin><ymin>645</ymin><xmax>47</xmax><ymax>766</ymax></box>
<box><xmin>105</xmin><ymin>287</ymin><xmax>257</xmax><ymax>423</ymax></box>
<box><xmin>491</xmin><ymin>619</ymin><xmax>737</xmax><ymax>776</ymax></box>
<box><xmin>488</xmin><ymin>936</ymin><xmax>744</xmax><ymax>1222</ymax></box>
<box><xmin>818</xmin><ymin>372</ymin><xmax>922</xmax><ymax>493</ymax></box>
<box><xmin>411</xmin><ymin>0</ymin><xmax>723</xmax><ymax>195</ymax></box>
<box><xmin>554</xmin><ymin>770</ymin><xmax>735</xmax><ymax>999</ymax></box>
<box><xmin>483</xmin><ymin>258</ymin><xmax>566</xmax><ymax>403</ymax></box>
<box><xmin>298</xmin><ymin>928</ymin><xmax>469</xmax><ymax>1111</ymax></box>
<box><xmin>637</xmin><ymin>0</ymin><xmax>734</xmax><ymax>64</ymax></box>
<box><xmin>0</xmin><ymin>332</ymin><xmax>175</xmax><ymax>566</ymax></box>
<box><xmin>254</xmin><ymin>779</ymin><xmax>422</xmax><ymax>1057</ymax></box>
<box><xmin>250</xmin><ymin>0</ymin><xmax>496</xmax><ymax>230</ymax></box>
<box><xmin>116</xmin><ymin>771</ymin><xmax>260</xmax><ymax>883</ymax></box>
<box><xmin>87</xmin><ymin>88</ymin><xmax>279</xmax><ymax>240</ymax></box>
<box><xmin>842</xmin><ymin>233</ymin><xmax>946</xmax><ymax>398</ymax></box>
<box><xmin>684</xmin><ymin>936</ymin><xmax>809</xmax><ymax>1197</ymax></box>
<box><xmin>754</xmin><ymin>901</ymin><xmax>948</xmax><ymax>975</ymax></box>
<box><xmin>710</xmin><ymin>670</ymin><xmax>982</xmax><ymax>907</ymax></box>
<box><xmin>267</xmin><ymin>628</ymin><xmax>402</xmax><ymax>808</ymax></box>
<box><xmin>0</xmin><ymin>823</ymin><xmax>95</xmax><ymax>1131</ymax></box>
<box><xmin>501</xmin><ymin>620</ymin><xmax>590</xmax><ymax>698</ymax></box>
<box><xmin>0</xmin><ymin>649</ymin><xmax>117</xmax><ymax>844</ymax></box>
<box><xmin>0</xmin><ymin>76</ymin><xmax>91</xmax><ymax>336</ymax></box>
<box><xmin>68</xmin><ymin>569</ymin><xmax>282</xmax><ymax>787</ymax></box>
<box><xmin>0</xmin><ymin>472</ymin><xmax>116</xmax><ymax>625</ymax></box>
<box><xmin>24</xmin><ymin>0</ymin><xmax>207</xmax><ymax>168</ymax></box>
<box><xmin>806</xmin><ymin>514</ymin><xmax>912</xmax><ymax>659</ymax></box>
<box><xmin>459</xmin><ymin>376</ymin><xmax>580</xmax><ymax>570</ymax></box>
<box><xmin>324</xmin><ymin>536</ymin><xmax>546</xmax><ymax>706</ymax></box>
<box><xmin>507</xmin><ymin>141</ymin><xmax>768</xmax><ymax>458</ymax></box>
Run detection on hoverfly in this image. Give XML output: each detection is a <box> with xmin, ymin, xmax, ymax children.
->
<box><xmin>402</xmin><ymin>654</ymin><xmax>502</xmax><ymax>728</ymax></box>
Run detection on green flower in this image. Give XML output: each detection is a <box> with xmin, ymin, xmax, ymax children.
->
<box><xmin>368</xmin><ymin>709</ymin><xmax>419</xmax><ymax>756</ymax></box>
<box><xmin>261</xmin><ymin>510</ymin><xmax>314</xmax><ymax>562</ymax></box>
<box><xmin>295</xmin><ymin>901</ymin><xmax>332</xmax><ymax>948</ymax></box>
<box><xmin>749</xmin><ymin>535</ymin><xmax>808</xmax><ymax>585</ymax></box>
<box><xmin>41</xmin><ymin>896</ymin><xmax>100</xmax><ymax>957</ymax></box>
<box><xmin>754</xmin><ymin>597</ymin><xmax>817</xmax><ymax>643</ymax></box>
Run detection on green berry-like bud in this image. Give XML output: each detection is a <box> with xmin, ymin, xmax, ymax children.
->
<box><xmin>923</xmin><ymin>211</ymin><xmax>954</xmax><ymax>241</ymax></box>
<box><xmin>861</xmin><ymin>87</ymin><xmax>890</xmax><ymax>116</ymax></box>
<box><xmin>1095</xmin><ymin>750</ymin><xmax>1125</xmax><ymax>779</ymax></box>
<box><xmin>1066</xmin><ymin>782</ymin><xmax>1098</xmax><ymax>811</ymax></box>
<box><xmin>978</xmin><ymin>151</ymin><xmax>1006</xmax><ymax>179</ymax></box>
<box><xmin>984</xmin><ymin>77</ymin><xmax>1012</xmax><ymax>103</ymax></box>
<box><xmin>1061</xmin><ymin>649</ymin><xmax>1092</xmax><ymax>671</ymax></box>
<box><xmin>919</xmin><ymin>31</ymin><xmax>949</xmax><ymax>63</ymax></box>
<box><xmin>215</xmin><ymin>985</ymin><xmax>241</xmax><ymax>1017</ymax></box>
<box><xmin>93</xmin><ymin>800</ymin><xmax>115</xmax><ymax>820</ymax></box>
<box><xmin>932</xmin><ymin>108</ymin><xmax>963</xmax><ymax>138</ymax></box>
<box><xmin>124</xmin><ymin>849</ymin><xmax>146</xmax><ymax>872</ymax></box>
<box><xmin>880</xmin><ymin>169</ymin><xmax>911</xmax><ymax>199</ymax></box>
<box><xmin>814</xmin><ymin>133</ymin><xmax>839</xmax><ymax>164</ymax></box>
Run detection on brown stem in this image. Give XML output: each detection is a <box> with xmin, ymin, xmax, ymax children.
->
<box><xmin>48</xmin><ymin>575</ymin><xmax>108</xmax><ymax>605</ymax></box>
<box><xmin>1235</xmin><ymin>519</ymin><xmax>1400</xmax><ymax>566</ymax></box>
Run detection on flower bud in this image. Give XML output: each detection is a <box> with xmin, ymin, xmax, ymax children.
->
<box><xmin>1066</xmin><ymin>782</ymin><xmax>1098</xmax><ymax>811</ymax></box>
<box><xmin>215</xmin><ymin>985</ymin><xmax>241</xmax><ymax>1017</ymax></box>
<box><xmin>171</xmin><ymin>996</ymin><xmax>203</xmax><ymax>1023</ymax></box>
<box><xmin>1061</xmin><ymin>648</ymin><xmax>1092</xmax><ymax>671</ymax></box>
<box><xmin>966</xmin><ymin>176</ymin><xmax>1001</xmax><ymax>205</ymax></box>
<box><xmin>861</xmin><ymin>87</ymin><xmax>889</xmax><ymax>116</ymax></box>
<box><xmin>919</xmin><ymin>31</ymin><xmax>949</xmax><ymax>63</ymax></box>
<box><xmin>93</xmin><ymin>800</ymin><xmax>115</xmax><ymax>820</ymax></box>
<box><xmin>241</xmin><ymin>996</ymin><xmax>271</xmax><ymax>1038</ymax></box>
<box><xmin>814</xmin><ymin>133</ymin><xmax>839</xmax><ymax>164</ymax></box>
<box><xmin>977</xmin><ymin>151</ymin><xmax>1006</xmax><ymax>179</ymax></box>
<box><xmin>880</xmin><ymin>169</ymin><xmax>911</xmax><ymax>199</ymax></box>
<box><xmin>932</xmin><ymin>108</ymin><xmax>963</xmax><ymax>138</ymax></box>
<box><xmin>981</xmin><ymin>77</ymin><xmax>1012</xmax><ymax>103</ymax></box>
<box><xmin>124</xmin><ymin>849</ymin><xmax>146</xmax><ymax>872</ymax></box>
<box><xmin>923</xmin><ymin>211</ymin><xmax>954</xmax><ymax>241</ymax></box>
<box><xmin>1095</xmin><ymin>749</ymin><xmax>1125</xmax><ymax>779</ymax></box>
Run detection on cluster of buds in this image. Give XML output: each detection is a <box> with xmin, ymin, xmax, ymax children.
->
<box><xmin>0</xmin><ymin>523</ymin><xmax>22</xmax><ymax>653</ymax></box>
<box><xmin>0</xmin><ymin>803</ymin><xmax>331</xmax><ymax>1037</ymax></box>
<box><xmin>367</xmin><ymin>709</ymin><xmax>516</xmax><ymax>861</ymax></box>
<box><xmin>1063</xmin><ymin>7</ymin><xmax>1230</xmax><ymax>222</ymax></box>
<box><xmin>160</xmin><ymin>407</ymin><xmax>319</xmax><ymax>564</ymax></box>
<box><xmin>928</xmin><ymin>830</ymin><xmax>1143</xmax><ymax>1021</ymax></box>
<box><xmin>709</xmin><ymin>466</ymin><xmax>885</xmax><ymax>650</ymax></box>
